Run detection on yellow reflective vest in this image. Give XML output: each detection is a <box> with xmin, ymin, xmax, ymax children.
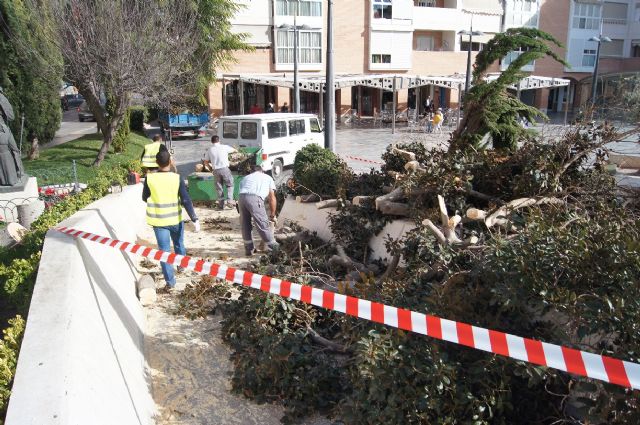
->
<box><xmin>146</xmin><ymin>172</ymin><xmax>182</xmax><ymax>226</ymax></box>
<box><xmin>142</xmin><ymin>142</ymin><xmax>162</xmax><ymax>168</ymax></box>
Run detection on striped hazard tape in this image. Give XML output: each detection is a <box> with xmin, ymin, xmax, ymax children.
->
<box><xmin>341</xmin><ymin>155</ymin><xmax>384</xmax><ymax>166</ymax></box>
<box><xmin>55</xmin><ymin>226</ymin><xmax>640</xmax><ymax>390</ymax></box>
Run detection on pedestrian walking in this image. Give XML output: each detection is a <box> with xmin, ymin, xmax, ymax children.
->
<box><xmin>203</xmin><ymin>135</ymin><xmax>237</xmax><ymax>209</ymax></box>
<box><xmin>142</xmin><ymin>150</ymin><xmax>199</xmax><ymax>290</ymax></box>
<box><xmin>141</xmin><ymin>135</ymin><xmax>167</xmax><ymax>173</ymax></box>
<box><xmin>280</xmin><ymin>102</ymin><xmax>289</xmax><ymax>113</ymax></box>
<box><xmin>238</xmin><ymin>165</ymin><xmax>279</xmax><ymax>256</ymax></box>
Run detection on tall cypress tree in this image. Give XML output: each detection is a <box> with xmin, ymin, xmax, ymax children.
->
<box><xmin>0</xmin><ymin>0</ymin><xmax>62</xmax><ymax>149</ymax></box>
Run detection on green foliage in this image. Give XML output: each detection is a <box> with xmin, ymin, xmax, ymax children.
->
<box><xmin>24</xmin><ymin>132</ymin><xmax>148</xmax><ymax>183</ymax></box>
<box><xmin>0</xmin><ymin>315</ymin><xmax>25</xmax><ymax>423</ymax></box>
<box><xmin>128</xmin><ymin>106</ymin><xmax>148</xmax><ymax>132</ymax></box>
<box><xmin>206</xmin><ymin>118</ymin><xmax>640</xmax><ymax>424</ymax></box>
<box><xmin>293</xmin><ymin>144</ymin><xmax>353</xmax><ymax>198</ymax></box>
<box><xmin>111</xmin><ymin>108</ymin><xmax>131</xmax><ymax>153</ymax></box>
<box><xmin>453</xmin><ymin>28</ymin><xmax>568</xmax><ymax>151</ymax></box>
<box><xmin>0</xmin><ymin>0</ymin><xmax>63</xmax><ymax>143</ymax></box>
<box><xmin>190</xmin><ymin>0</ymin><xmax>253</xmax><ymax>105</ymax></box>
<box><xmin>218</xmin><ymin>288</ymin><xmax>349</xmax><ymax>424</ymax></box>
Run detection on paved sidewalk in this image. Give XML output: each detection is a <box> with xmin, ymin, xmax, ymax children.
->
<box><xmin>43</xmin><ymin>109</ymin><xmax>98</xmax><ymax>149</ymax></box>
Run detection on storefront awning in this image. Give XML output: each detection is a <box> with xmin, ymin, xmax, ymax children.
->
<box><xmin>221</xmin><ymin>73</ymin><xmax>571</xmax><ymax>93</ymax></box>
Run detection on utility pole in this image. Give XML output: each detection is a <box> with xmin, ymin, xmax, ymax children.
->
<box><xmin>293</xmin><ymin>0</ymin><xmax>300</xmax><ymax>113</ymax></box>
<box><xmin>324</xmin><ymin>0</ymin><xmax>335</xmax><ymax>152</ymax></box>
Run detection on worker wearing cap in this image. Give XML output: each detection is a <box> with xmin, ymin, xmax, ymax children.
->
<box><xmin>238</xmin><ymin>165</ymin><xmax>279</xmax><ymax>256</ymax></box>
<box><xmin>143</xmin><ymin>150</ymin><xmax>200</xmax><ymax>289</ymax></box>
<box><xmin>141</xmin><ymin>135</ymin><xmax>167</xmax><ymax>173</ymax></box>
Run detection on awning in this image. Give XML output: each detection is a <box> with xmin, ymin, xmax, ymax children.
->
<box><xmin>470</xmin><ymin>33</ymin><xmax>497</xmax><ymax>44</ymax></box>
<box><xmin>461</xmin><ymin>0</ymin><xmax>503</xmax><ymax>15</ymax></box>
<box><xmin>631</xmin><ymin>40</ymin><xmax>640</xmax><ymax>47</ymax></box>
<box><xmin>221</xmin><ymin>73</ymin><xmax>571</xmax><ymax>93</ymax></box>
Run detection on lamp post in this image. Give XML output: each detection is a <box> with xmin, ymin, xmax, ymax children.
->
<box><xmin>325</xmin><ymin>0</ymin><xmax>335</xmax><ymax>152</ymax></box>
<box><xmin>588</xmin><ymin>33</ymin><xmax>611</xmax><ymax>108</ymax></box>
<box><xmin>279</xmin><ymin>21</ymin><xmax>314</xmax><ymax>114</ymax></box>
<box><xmin>458</xmin><ymin>17</ymin><xmax>483</xmax><ymax>99</ymax></box>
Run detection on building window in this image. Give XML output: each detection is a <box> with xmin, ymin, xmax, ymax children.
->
<box><xmin>502</xmin><ymin>48</ymin><xmax>534</xmax><ymax>68</ymax></box>
<box><xmin>582</xmin><ymin>48</ymin><xmax>597</xmax><ymax>67</ymax></box>
<box><xmin>603</xmin><ymin>1</ymin><xmax>628</xmax><ymax>24</ymax></box>
<box><xmin>572</xmin><ymin>2</ymin><xmax>601</xmax><ymax>30</ymax></box>
<box><xmin>460</xmin><ymin>41</ymin><xmax>483</xmax><ymax>52</ymax></box>
<box><xmin>416</xmin><ymin>35</ymin><xmax>435</xmax><ymax>51</ymax></box>
<box><xmin>276</xmin><ymin>0</ymin><xmax>322</xmax><ymax>16</ymax></box>
<box><xmin>600</xmin><ymin>39</ymin><xmax>624</xmax><ymax>57</ymax></box>
<box><xmin>416</xmin><ymin>0</ymin><xmax>436</xmax><ymax>6</ymax></box>
<box><xmin>371</xmin><ymin>54</ymin><xmax>391</xmax><ymax>63</ymax></box>
<box><xmin>373</xmin><ymin>0</ymin><xmax>392</xmax><ymax>19</ymax></box>
<box><xmin>276</xmin><ymin>30</ymin><xmax>322</xmax><ymax>64</ymax></box>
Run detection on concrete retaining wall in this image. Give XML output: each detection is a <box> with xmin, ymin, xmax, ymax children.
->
<box><xmin>5</xmin><ymin>185</ymin><xmax>157</xmax><ymax>425</ymax></box>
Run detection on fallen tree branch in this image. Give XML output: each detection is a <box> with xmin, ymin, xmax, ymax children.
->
<box><xmin>307</xmin><ymin>327</ymin><xmax>350</xmax><ymax>353</ymax></box>
<box><xmin>316</xmin><ymin>199</ymin><xmax>347</xmax><ymax>209</ymax></box>
<box><xmin>485</xmin><ymin>197</ymin><xmax>565</xmax><ymax>228</ymax></box>
<box><xmin>376</xmin><ymin>254</ymin><xmax>401</xmax><ymax>284</ymax></box>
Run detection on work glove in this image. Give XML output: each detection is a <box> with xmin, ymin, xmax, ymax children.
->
<box><xmin>193</xmin><ymin>220</ymin><xmax>201</xmax><ymax>233</ymax></box>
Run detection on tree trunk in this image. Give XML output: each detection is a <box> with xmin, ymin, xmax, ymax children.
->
<box><xmin>28</xmin><ymin>135</ymin><xmax>39</xmax><ymax>160</ymax></box>
<box><xmin>73</xmin><ymin>84</ymin><xmax>128</xmax><ymax>167</ymax></box>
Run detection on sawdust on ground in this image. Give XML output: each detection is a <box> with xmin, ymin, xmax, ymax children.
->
<box><xmin>139</xmin><ymin>204</ymin><xmax>332</xmax><ymax>425</ymax></box>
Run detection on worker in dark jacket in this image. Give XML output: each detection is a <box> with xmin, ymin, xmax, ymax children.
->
<box><xmin>142</xmin><ymin>150</ymin><xmax>199</xmax><ymax>289</ymax></box>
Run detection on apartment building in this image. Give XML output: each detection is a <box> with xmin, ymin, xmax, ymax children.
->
<box><xmin>207</xmin><ymin>0</ymin><xmax>640</xmax><ymax>118</ymax></box>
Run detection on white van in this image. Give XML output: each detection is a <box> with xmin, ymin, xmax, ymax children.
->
<box><xmin>217</xmin><ymin>113</ymin><xmax>323</xmax><ymax>177</ymax></box>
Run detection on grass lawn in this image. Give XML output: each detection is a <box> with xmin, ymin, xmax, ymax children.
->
<box><xmin>24</xmin><ymin>132</ymin><xmax>150</xmax><ymax>184</ymax></box>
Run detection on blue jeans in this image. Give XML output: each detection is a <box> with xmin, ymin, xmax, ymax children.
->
<box><xmin>153</xmin><ymin>222</ymin><xmax>186</xmax><ymax>287</ymax></box>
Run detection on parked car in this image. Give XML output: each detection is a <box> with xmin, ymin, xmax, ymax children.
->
<box><xmin>77</xmin><ymin>101</ymin><xmax>95</xmax><ymax>122</ymax></box>
<box><xmin>217</xmin><ymin>113</ymin><xmax>323</xmax><ymax>178</ymax></box>
<box><xmin>65</xmin><ymin>94</ymin><xmax>85</xmax><ymax>108</ymax></box>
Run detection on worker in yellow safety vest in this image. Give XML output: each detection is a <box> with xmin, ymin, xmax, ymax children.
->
<box><xmin>141</xmin><ymin>135</ymin><xmax>167</xmax><ymax>173</ymax></box>
<box><xmin>142</xmin><ymin>150</ymin><xmax>200</xmax><ymax>289</ymax></box>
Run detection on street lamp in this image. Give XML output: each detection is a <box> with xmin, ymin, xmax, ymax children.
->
<box><xmin>588</xmin><ymin>34</ymin><xmax>611</xmax><ymax>108</ymax></box>
<box><xmin>458</xmin><ymin>18</ymin><xmax>483</xmax><ymax>99</ymax></box>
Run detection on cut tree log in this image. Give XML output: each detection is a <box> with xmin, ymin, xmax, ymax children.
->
<box><xmin>438</xmin><ymin>194</ymin><xmax>463</xmax><ymax>244</ymax></box>
<box><xmin>421</xmin><ymin>195</ymin><xmax>477</xmax><ymax>246</ymax></box>
<box><xmin>375</xmin><ymin>187</ymin><xmax>404</xmax><ymax>210</ymax></box>
<box><xmin>316</xmin><ymin>199</ymin><xmax>349</xmax><ymax>209</ymax></box>
<box><xmin>352</xmin><ymin>195</ymin><xmax>374</xmax><ymax>206</ymax></box>
<box><xmin>391</xmin><ymin>147</ymin><xmax>416</xmax><ymax>162</ymax></box>
<box><xmin>296</xmin><ymin>194</ymin><xmax>321</xmax><ymax>203</ymax></box>
<box><xmin>469</xmin><ymin>197</ymin><xmax>565</xmax><ymax>228</ymax></box>
<box><xmin>377</xmin><ymin>200</ymin><xmax>410</xmax><ymax>216</ymax></box>
<box><xmin>404</xmin><ymin>160</ymin><xmax>426</xmax><ymax>173</ymax></box>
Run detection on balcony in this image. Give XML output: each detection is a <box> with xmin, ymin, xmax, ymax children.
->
<box><xmin>413</xmin><ymin>6</ymin><xmax>502</xmax><ymax>33</ymax></box>
<box><xmin>413</xmin><ymin>6</ymin><xmax>461</xmax><ymax>31</ymax></box>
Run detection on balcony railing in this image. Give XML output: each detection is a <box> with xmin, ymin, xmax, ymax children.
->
<box><xmin>603</xmin><ymin>18</ymin><xmax>627</xmax><ymax>25</ymax></box>
<box><xmin>415</xmin><ymin>0</ymin><xmax>438</xmax><ymax>7</ymax></box>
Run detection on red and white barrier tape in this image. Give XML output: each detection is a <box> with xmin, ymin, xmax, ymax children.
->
<box><xmin>55</xmin><ymin>226</ymin><xmax>640</xmax><ymax>390</ymax></box>
<box><xmin>341</xmin><ymin>155</ymin><xmax>384</xmax><ymax>166</ymax></box>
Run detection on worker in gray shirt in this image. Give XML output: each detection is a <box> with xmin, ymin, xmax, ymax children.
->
<box><xmin>203</xmin><ymin>135</ymin><xmax>236</xmax><ymax>209</ymax></box>
<box><xmin>238</xmin><ymin>165</ymin><xmax>280</xmax><ymax>256</ymax></box>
